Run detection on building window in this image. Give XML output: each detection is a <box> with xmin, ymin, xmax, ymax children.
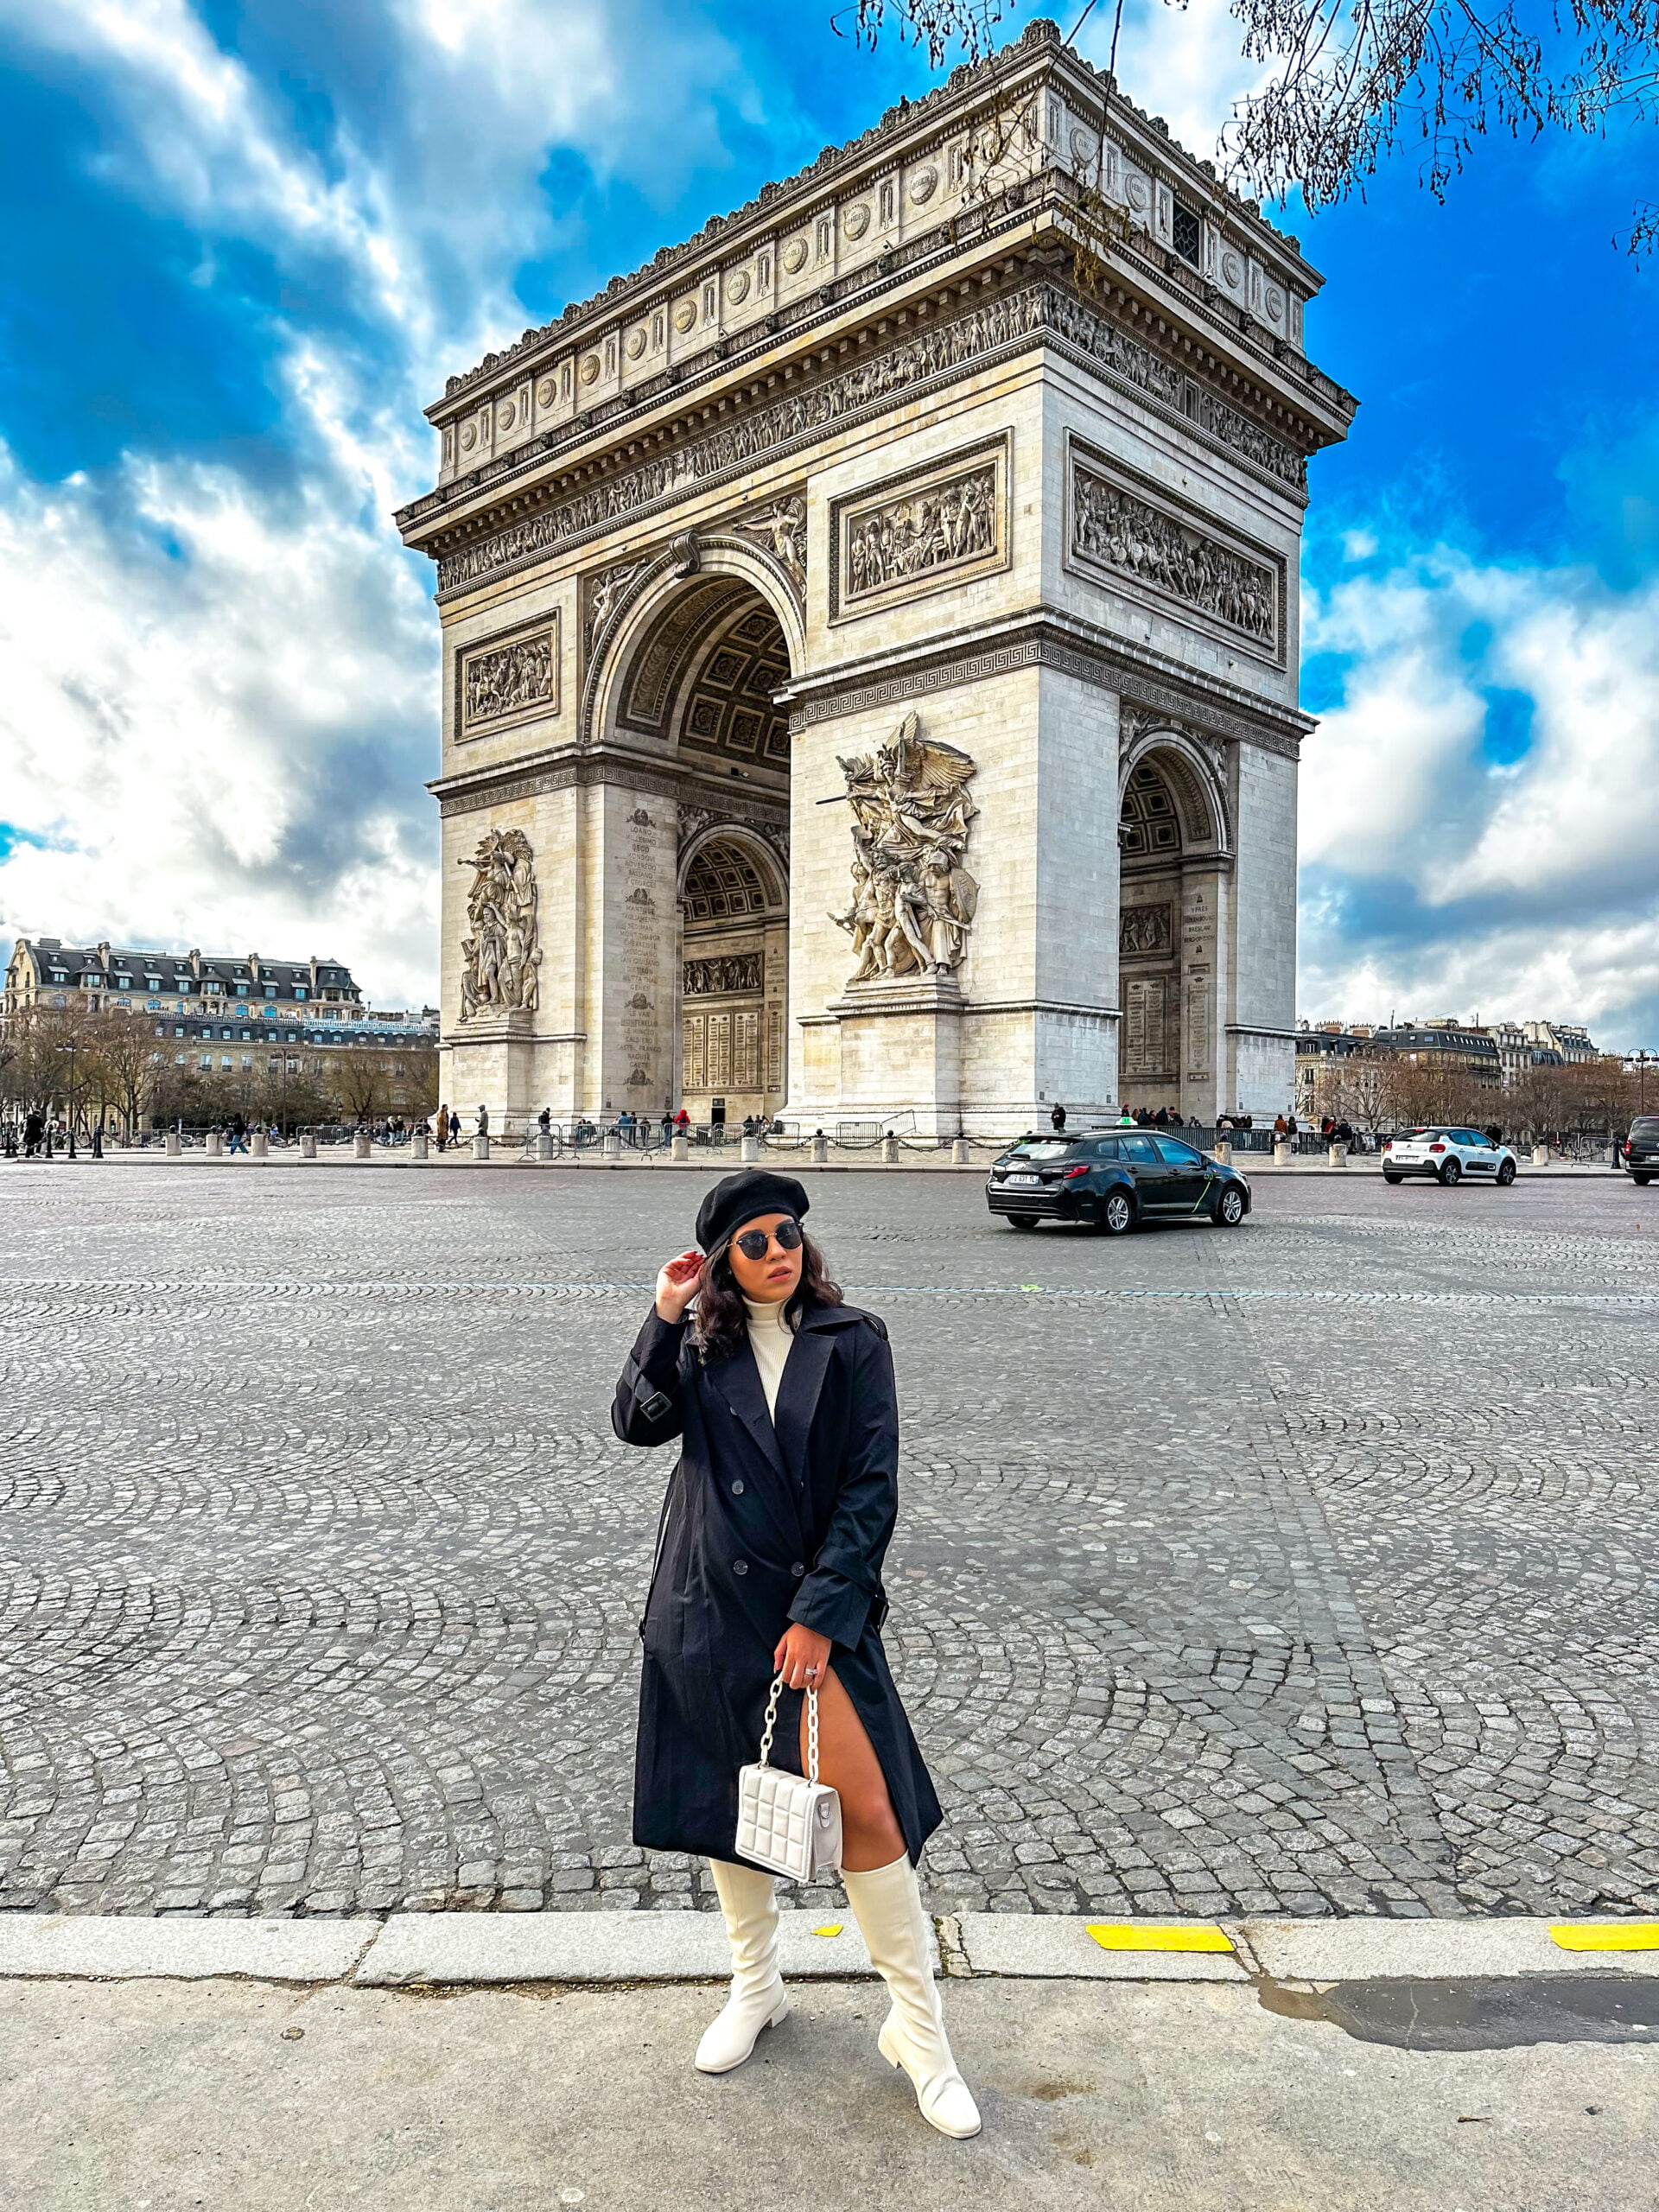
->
<box><xmin>295</xmin><ymin>987</ymin><xmax>307</xmax><ymax>1000</ymax></box>
<box><xmin>1172</xmin><ymin>201</ymin><xmax>1202</xmax><ymax>267</ymax></box>
<box><xmin>220</xmin><ymin>1056</ymin><xmax>232</xmax><ymax>1070</ymax></box>
<box><xmin>200</xmin><ymin>1054</ymin><xmax>213</xmax><ymax>1069</ymax></box>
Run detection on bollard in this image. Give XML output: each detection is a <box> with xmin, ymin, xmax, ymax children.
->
<box><xmin>251</xmin><ymin>1131</ymin><xmax>269</xmax><ymax>1159</ymax></box>
<box><xmin>165</xmin><ymin>1131</ymin><xmax>181</xmax><ymax>1157</ymax></box>
<box><xmin>1272</xmin><ymin>1140</ymin><xmax>1291</xmax><ymax>1166</ymax></box>
<box><xmin>671</xmin><ymin>1133</ymin><xmax>689</xmax><ymax>1162</ymax></box>
<box><xmin>353</xmin><ymin>1131</ymin><xmax>372</xmax><ymax>1160</ymax></box>
<box><xmin>811</xmin><ymin>1130</ymin><xmax>828</xmax><ymax>1165</ymax></box>
<box><xmin>1213</xmin><ymin>1141</ymin><xmax>1231</xmax><ymax>1166</ymax></box>
<box><xmin>741</xmin><ymin>1134</ymin><xmax>760</xmax><ymax>1164</ymax></box>
<box><xmin>412</xmin><ymin>1131</ymin><xmax>429</xmax><ymax>1160</ymax></box>
<box><xmin>602</xmin><ymin>1128</ymin><xmax>621</xmax><ymax>1160</ymax></box>
<box><xmin>206</xmin><ymin>1131</ymin><xmax>223</xmax><ymax>1157</ymax></box>
<box><xmin>1328</xmin><ymin>1141</ymin><xmax>1347</xmax><ymax>1168</ymax></box>
<box><xmin>951</xmin><ymin>1135</ymin><xmax>969</xmax><ymax>1166</ymax></box>
<box><xmin>880</xmin><ymin>1134</ymin><xmax>899</xmax><ymax>1165</ymax></box>
<box><xmin>299</xmin><ymin>1132</ymin><xmax>316</xmax><ymax>1160</ymax></box>
<box><xmin>474</xmin><ymin>1132</ymin><xmax>491</xmax><ymax>1162</ymax></box>
<box><xmin>1532</xmin><ymin>1144</ymin><xmax>1548</xmax><ymax>1166</ymax></box>
<box><xmin>537</xmin><ymin>1131</ymin><xmax>552</xmax><ymax>1161</ymax></box>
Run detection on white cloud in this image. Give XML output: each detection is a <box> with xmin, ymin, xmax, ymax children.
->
<box><xmin>0</xmin><ymin>0</ymin><xmax>798</xmax><ymax>1003</ymax></box>
<box><xmin>0</xmin><ymin>442</ymin><xmax>439</xmax><ymax>1001</ymax></box>
<box><xmin>1074</xmin><ymin>0</ymin><xmax>1272</xmax><ymax>168</ymax></box>
<box><xmin>1299</xmin><ymin>546</ymin><xmax>1659</xmax><ymax>1042</ymax></box>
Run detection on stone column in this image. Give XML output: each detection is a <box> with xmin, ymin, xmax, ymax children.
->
<box><xmin>165</xmin><ymin>1131</ymin><xmax>181</xmax><ymax>1156</ymax></box>
<box><xmin>206</xmin><ymin>1131</ymin><xmax>223</xmax><ymax>1157</ymax></box>
<box><xmin>950</xmin><ymin>1135</ymin><xmax>969</xmax><ymax>1166</ymax></box>
<box><xmin>1328</xmin><ymin>1142</ymin><xmax>1346</xmax><ymax>1167</ymax></box>
<box><xmin>299</xmin><ymin>1132</ymin><xmax>317</xmax><ymax>1160</ymax></box>
<box><xmin>413</xmin><ymin>1130</ymin><xmax>429</xmax><ymax>1160</ymax></box>
<box><xmin>1532</xmin><ymin>1143</ymin><xmax>1548</xmax><ymax>1166</ymax></box>
<box><xmin>880</xmin><ymin>1134</ymin><xmax>899</xmax><ymax>1165</ymax></box>
<box><xmin>475</xmin><ymin>1132</ymin><xmax>492</xmax><ymax>1161</ymax></box>
<box><xmin>1214</xmin><ymin>1140</ymin><xmax>1231</xmax><ymax>1166</ymax></box>
<box><xmin>1273</xmin><ymin>1139</ymin><xmax>1291</xmax><ymax>1166</ymax></box>
<box><xmin>603</xmin><ymin>1128</ymin><xmax>621</xmax><ymax>1159</ymax></box>
<box><xmin>353</xmin><ymin>1131</ymin><xmax>371</xmax><ymax>1160</ymax></box>
<box><xmin>671</xmin><ymin>1132</ymin><xmax>689</xmax><ymax>1161</ymax></box>
<box><xmin>741</xmin><ymin>1134</ymin><xmax>760</xmax><ymax>1163</ymax></box>
<box><xmin>537</xmin><ymin>1131</ymin><xmax>552</xmax><ymax>1160</ymax></box>
<box><xmin>811</xmin><ymin>1130</ymin><xmax>828</xmax><ymax>1164</ymax></box>
<box><xmin>251</xmin><ymin>1131</ymin><xmax>269</xmax><ymax>1159</ymax></box>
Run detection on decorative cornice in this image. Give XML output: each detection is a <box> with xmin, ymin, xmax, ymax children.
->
<box><xmin>422</xmin><ymin>279</ymin><xmax>1319</xmax><ymax>606</ymax></box>
<box><xmin>427</xmin><ymin>20</ymin><xmax>1315</xmax><ymax>418</ymax></box>
<box><xmin>429</xmin><ymin>752</ymin><xmax>791</xmax><ymax>825</ymax></box>
<box><xmin>780</xmin><ymin>611</ymin><xmax>1310</xmax><ymax>759</ymax></box>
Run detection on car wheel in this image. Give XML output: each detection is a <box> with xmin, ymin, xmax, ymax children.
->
<box><xmin>1007</xmin><ymin>1215</ymin><xmax>1039</xmax><ymax>1230</ymax></box>
<box><xmin>1100</xmin><ymin>1189</ymin><xmax>1135</xmax><ymax>1236</ymax></box>
<box><xmin>1439</xmin><ymin>1159</ymin><xmax>1462</xmax><ymax>1186</ymax></box>
<box><xmin>1382</xmin><ymin>1171</ymin><xmax>1403</xmax><ymax>1184</ymax></box>
<box><xmin>1214</xmin><ymin>1185</ymin><xmax>1246</xmax><ymax>1227</ymax></box>
<box><xmin>1496</xmin><ymin>1159</ymin><xmax>1516</xmax><ymax>1185</ymax></box>
<box><xmin>1635</xmin><ymin>1173</ymin><xmax>1652</xmax><ymax>1186</ymax></box>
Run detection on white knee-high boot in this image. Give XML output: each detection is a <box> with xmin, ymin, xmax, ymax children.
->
<box><xmin>842</xmin><ymin>1854</ymin><xmax>981</xmax><ymax>2139</ymax></box>
<box><xmin>696</xmin><ymin>1858</ymin><xmax>788</xmax><ymax>2073</ymax></box>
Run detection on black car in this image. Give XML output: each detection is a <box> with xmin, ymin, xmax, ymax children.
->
<box><xmin>1616</xmin><ymin>1116</ymin><xmax>1659</xmax><ymax>1185</ymax></box>
<box><xmin>986</xmin><ymin>1129</ymin><xmax>1251</xmax><ymax>1232</ymax></box>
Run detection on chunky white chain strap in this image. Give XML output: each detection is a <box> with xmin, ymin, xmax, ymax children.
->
<box><xmin>756</xmin><ymin>1670</ymin><xmax>820</xmax><ymax>1782</ymax></box>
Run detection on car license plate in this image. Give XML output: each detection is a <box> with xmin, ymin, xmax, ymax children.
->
<box><xmin>1006</xmin><ymin>1173</ymin><xmax>1040</xmax><ymax>1186</ymax></box>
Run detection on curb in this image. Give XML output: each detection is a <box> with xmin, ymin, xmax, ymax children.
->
<box><xmin>8</xmin><ymin>1155</ymin><xmax>1631</xmax><ymax>1181</ymax></box>
<box><xmin>0</xmin><ymin>1913</ymin><xmax>1651</xmax><ymax>1991</ymax></box>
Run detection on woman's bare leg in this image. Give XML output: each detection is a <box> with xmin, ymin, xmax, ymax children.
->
<box><xmin>802</xmin><ymin>1667</ymin><xmax>906</xmax><ymax>1871</ymax></box>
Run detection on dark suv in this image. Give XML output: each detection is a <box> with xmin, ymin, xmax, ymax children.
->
<box><xmin>1616</xmin><ymin>1117</ymin><xmax>1659</xmax><ymax>1185</ymax></box>
<box><xmin>986</xmin><ymin>1130</ymin><xmax>1251</xmax><ymax>1233</ymax></box>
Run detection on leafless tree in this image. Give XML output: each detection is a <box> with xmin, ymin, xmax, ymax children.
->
<box><xmin>849</xmin><ymin>0</ymin><xmax>1659</xmax><ymax>245</ymax></box>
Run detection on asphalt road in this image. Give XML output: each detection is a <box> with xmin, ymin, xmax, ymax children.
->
<box><xmin>1</xmin><ymin>1160</ymin><xmax>1655</xmax><ymax>1920</ymax></box>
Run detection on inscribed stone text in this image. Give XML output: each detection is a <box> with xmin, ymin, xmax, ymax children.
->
<box><xmin>458</xmin><ymin>829</ymin><xmax>541</xmax><ymax>1019</ymax></box>
<box><xmin>464</xmin><ymin>632</ymin><xmax>554</xmax><ymax>724</ymax></box>
<box><xmin>1074</xmin><ymin>465</ymin><xmax>1276</xmax><ymax>645</ymax></box>
<box><xmin>830</xmin><ymin>712</ymin><xmax>978</xmax><ymax>982</ymax></box>
<box><xmin>844</xmin><ymin>465</ymin><xmax>995</xmax><ymax>602</ymax></box>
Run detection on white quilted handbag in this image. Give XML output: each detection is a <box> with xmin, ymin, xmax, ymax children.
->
<box><xmin>735</xmin><ymin>1672</ymin><xmax>843</xmax><ymax>1881</ymax></box>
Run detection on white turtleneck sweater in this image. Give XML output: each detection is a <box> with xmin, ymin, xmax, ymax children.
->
<box><xmin>742</xmin><ymin>1294</ymin><xmax>797</xmax><ymax>1421</ymax></box>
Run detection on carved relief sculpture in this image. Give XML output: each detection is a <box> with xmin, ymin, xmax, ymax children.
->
<box><xmin>464</xmin><ymin>632</ymin><xmax>555</xmax><ymax>723</ymax></box>
<box><xmin>1072</xmin><ymin>461</ymin><xmax>1277</xmax><ymax>647</ymax></box>
<box><xmin>1120</xmin><ymin>903</ymin><xmax>1173</xmax><ymax>956</ymax></box>
<box><xmin>458</xmin><ymin>829</ymin><xmax>542</xmax><ymax>1020</ymax></box>
<box><xmin>683</xmin><ymin>952</ymin><xmax>764</xmax><ymax>996</ymax></box>
<box><xmin>734</xmin><ymin>496</ymin><xmax>806</xmax><ymax>588</ymax></box>
<box><xmin>846</xmin><ymin>464</ymin><xmax>995</xmax><ymax>601</ymax></box>
<box><xmin>828</xmin><ymin>712</ymin><xmax>978</xmax><ymax>983</ymax></box>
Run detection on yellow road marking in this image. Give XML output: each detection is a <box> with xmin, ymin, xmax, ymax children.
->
<box><xmin>1549</xmin><ymin>1923</ymin><xmax>1659</xmax><ymax>1951</ymax></box>
<box><xmin>812</xmin><ymin>1923</ymin><xmax>844</xmax><ymax>1938</ymax></box>
<box><xmin>1086</xmin><ymin>1923</ymin><xmax>1234</xmax><ymax>1955</ymax></box>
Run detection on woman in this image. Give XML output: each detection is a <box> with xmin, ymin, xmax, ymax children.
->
<box><xmin>612</xmin><ymin>1168</ymin><xmax>978</xmax><ymax>2139</ymax></box>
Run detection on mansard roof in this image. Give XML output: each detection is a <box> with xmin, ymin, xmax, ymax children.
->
<box><xmin>10</xmin><ymin>939</ymin><xmax>359</xmax><ymax>989</ymax></box>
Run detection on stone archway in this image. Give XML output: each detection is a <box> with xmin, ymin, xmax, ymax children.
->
<box><xmin>1117</xmin><ymin>734</ymin><xmax>1231</xmax><ymax>1119</ymax></box>
<box><xmin>580</xmin><ymin>567</ymin><xmax>793</xmax><ymax>1123</ymax></box>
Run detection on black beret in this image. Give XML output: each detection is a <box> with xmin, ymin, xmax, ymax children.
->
<box><xmin>696</xmin><ymin>1168</ymin><xmax>810</xmax><ymax>1254</ymax></box>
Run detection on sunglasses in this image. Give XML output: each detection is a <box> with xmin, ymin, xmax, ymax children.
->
<box><xmin>729</xmin><ymin>1219</ymin><xmax>804</xmax><ymax>1262</ymax></box>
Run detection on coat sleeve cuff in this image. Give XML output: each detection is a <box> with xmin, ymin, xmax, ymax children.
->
<box><xmin>632</xmin><ymin>1308</ymin><xmax>688</xmax><ymax>1387</ymax></box>
<box><xmin>787</xmin><ymin>1568</ymin><xmax>874</xmax><ymax>1649</ymax></box>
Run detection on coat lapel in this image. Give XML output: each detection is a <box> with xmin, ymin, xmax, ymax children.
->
<box><xmin>772</xmin><ymin>1313</ymin><xmax>841</xmax><ymax>1492</ymax></box>
<box><xmin>709</xmin><ymin>1341</ymin><xmax>789</xmax><ymax>1482</ymax></box>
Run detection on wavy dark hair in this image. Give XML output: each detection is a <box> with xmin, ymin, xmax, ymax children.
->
<box><xmin>692</xmin><ymin>1229</ymin><xmax>842</xmax><ymax>1364</ymax></box>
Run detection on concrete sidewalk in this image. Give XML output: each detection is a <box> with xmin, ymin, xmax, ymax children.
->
<box><xmin>3</xmin><ymin>1970</ymin><xmax>1653</xmax><ymax>2212</ymax></box>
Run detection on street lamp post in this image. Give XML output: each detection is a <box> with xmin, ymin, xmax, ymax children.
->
<box><xmin>57</xmin><ymin>1038</ymin><xmax>79</xmax><ymax>1161</ymax></box>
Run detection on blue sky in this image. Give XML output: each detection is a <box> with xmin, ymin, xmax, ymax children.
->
<box><xmin>1</xmin><ymin>0</ymin><xmax>1655</xmax><ymax>1044</ymax></box>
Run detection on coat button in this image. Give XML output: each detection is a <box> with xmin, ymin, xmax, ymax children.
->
<box><xmin>731</xmin><ymin>1480</ymin><xmax>745</xmax><ymax>1496</ymax></box>
<box><xmin>733</xmin><ymin>1560</ymin><xmax>748</xmax><ymax>1576</ymax></box>
<box><xmin>791</xmin><ymin>1562</ymin><xmax>805</xmax><ymax>1577</ymax></box>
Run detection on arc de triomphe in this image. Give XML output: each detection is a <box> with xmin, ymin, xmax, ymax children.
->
<box><xmin>397</xmin><ymin>20</ymin><xmax>1353</xmax><ymax>1135</ymax></box>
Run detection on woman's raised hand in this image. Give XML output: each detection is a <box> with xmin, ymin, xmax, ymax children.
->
<box><xmin>654</xmin><ymin>1249</ymin><xmax>705</xmax><ymax>1323</ymax></box>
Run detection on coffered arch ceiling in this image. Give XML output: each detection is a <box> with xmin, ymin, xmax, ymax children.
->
<box><xmin>619</xmin><ymin>580</ymin><xmax>790</xmax><ymax>772</ymax></box>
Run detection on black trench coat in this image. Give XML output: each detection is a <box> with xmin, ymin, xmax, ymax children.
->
<box><xmin>612</xmin><ymin>1301</ymin><xmax>943</xmax><ymax>1867</ymax></box>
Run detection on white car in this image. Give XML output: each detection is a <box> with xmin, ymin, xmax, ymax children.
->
<box><xmin>1382</xmin><ymin>1126</ymin><xmax>1517</xmax><ymax>1186</ymax></box>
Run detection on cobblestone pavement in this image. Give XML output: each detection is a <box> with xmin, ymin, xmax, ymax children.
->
<box><xmin>2</xmin><ymin>1163</ymin><xmax>1656</xmax><ymax>1923</ymax></box>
